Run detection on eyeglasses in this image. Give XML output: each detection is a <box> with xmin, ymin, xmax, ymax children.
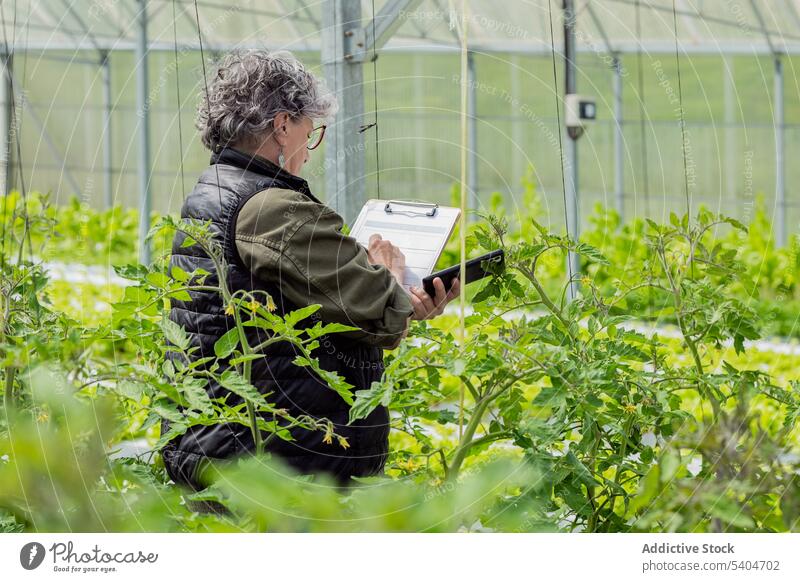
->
<box><xmin>307</xmin><ymin>124</ymin><xmax>326</xmax><ymax>150</ymax></box>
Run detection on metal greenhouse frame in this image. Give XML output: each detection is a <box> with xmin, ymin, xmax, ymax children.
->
<box><xmin>1</xmin><ymin>0</ymin><xmax>799</xmax><ymax>265</ymax></box>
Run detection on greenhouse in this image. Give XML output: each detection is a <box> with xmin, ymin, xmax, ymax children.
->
<box><xmin>0</xmin><ymin>0</ymin><xmax>799</xmax><ymax>545</ymax></box>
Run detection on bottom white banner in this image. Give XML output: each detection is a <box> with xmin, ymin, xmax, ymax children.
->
<box><xmin>1</xmin><ymin>533</ymin><xmax>798</xmax><ymax>581</ymax></box>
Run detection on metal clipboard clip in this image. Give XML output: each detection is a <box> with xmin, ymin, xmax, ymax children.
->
<box><xmin>383</xmin><ymin>200</ymin><xmax>438</xmax><ymax>217</ymax></box>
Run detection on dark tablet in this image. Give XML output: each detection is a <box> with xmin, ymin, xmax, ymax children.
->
<box><xmin>422</xmin><ymin>249</ymin><xmax>505</xmax><ymax>298</ymax></box>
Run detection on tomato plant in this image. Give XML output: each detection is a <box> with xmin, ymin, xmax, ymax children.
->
<box><xmin>1</xmin><ymin>188</ymin><xmax>798</xmax><ymax>533</ymax></box>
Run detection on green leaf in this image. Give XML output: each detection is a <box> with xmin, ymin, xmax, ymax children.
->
<box><xmin>348</xmin><ymin>381</ymin><xmax>393</xmax><ymax>424</ymax></box>
<box><xmin>218</xmin><ymin>369</ymin><xmax>269</xmax><ymax>407</ymax></box>
<box><xmin>114</xmin><ymin>380</ymin><xmax>148</xmax><ymax>402</ymax></box>
<box><xmin>229</xmin><ymin>353</ymin><xmax>265</xmax><ymax>366</ymax></box>
<box><xmin>113</xmin><ymin>264</ymin><xmax>149</xmax><ymax>281</ymax></box>
<box><xmin>629</xmin><ymin>465</ymin><xmax>660</xmax><ymax>514</ymax></box>
<box><xmin>293</xmin><ymin>356</ymin><xmax>354</xmax><ymax>405</ymax></box>
<box><xmin>559</xmin><ymin>481</ymin><xmax>593</xmax><ymax>517</ymax></box>
<box><xmin>707</xmin><ymin>497</ymin><xmax>755</xmax><ymax>529</ymax></box>
<box><xmin>530</xmin><ymin>218</ymin><xmax>549</xmax><ymax>237</ymax></box>
<box><xmin>151</xmin><ymin>403</ymin><xmax>184</xmax><ymax>423</ymax></box>
<box><xmin>154</xmin><ymin>422</ymin><xmax>188</xmax><ymax>449</ymax></box>
<box><xmin>660</xmin><ymin>449</ymin><xmax>681</xmax><ymax>483</ymax></box>
<box><xmin>306</xmin><ymin>321</ymin><xmax>360</xmax><ymax>339</ymax></box>
<box><xmin>182</xmin><ymin>377</ymin><xmax>213</xmax><ymax>415</ymax></box>
<box><xmin>166</xmin><ymin>289</ymin><xmax>193</xmax><ymax>302</ymax></box>
<box><xmin>214</xmin><ymin>328</ymin><xmax>240</xmax><ymax>358</ymax></box>
<box><xmin>565</xmin><ymin>450</ymin><xmax>599</xmax><ymax>488</ymax></box>
<box><xmin>575</xmin><ymin>242</ymin><xmax>609</xmax><ymax>265</ymax></box>
<box><xmin>284</xmin><ymin>304</ymin><xmax>321</xmax><ymax>328</ymax></box>
<box><xmin>170</xmin><ymin>264</ymin><xmax>190</xmax><ymax>283</ymax></box>
<box><xmin>161</xmin><ymin>319</ymin><xmax>190</xmax><ymax>351</ymax></box>
<box><xmin>146</xmin><ymin>271</ymin><xmax>170</xmax><ymax>289</ymax></box>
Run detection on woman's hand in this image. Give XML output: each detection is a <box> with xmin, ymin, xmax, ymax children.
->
<box><xmin>367</xmin><ymin>233</ymin><xmax>406</xmax><ymax>284</ymax></box>
<box><xmin>408</xmin><ymin>277</ymin><xmax>461</xmax><ymax>320</ymax></box>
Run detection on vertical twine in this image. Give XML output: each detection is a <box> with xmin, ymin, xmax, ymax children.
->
<box><xmin>457</xmin><ymin>0</ymin><xmax>468</xmax><ymax>442</ymax></box>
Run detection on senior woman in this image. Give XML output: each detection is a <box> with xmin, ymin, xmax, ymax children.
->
<box><xmin>160</xmin><ymin>49</ymin><xmax>459</xmax><ymax>490</ymax></box>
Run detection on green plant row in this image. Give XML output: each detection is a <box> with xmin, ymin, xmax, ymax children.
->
<box><xmin>0</xmin><ymin>188</ymin><xmax>798</xmax><ymax>533</ymax></box>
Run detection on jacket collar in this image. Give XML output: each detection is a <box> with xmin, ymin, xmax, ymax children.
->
<box><xmin>210</xmin><ymin>146</ymin><xmax>321</xmax><ymax>203</ymax></box>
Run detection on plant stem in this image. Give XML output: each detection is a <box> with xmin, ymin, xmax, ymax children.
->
<box><xmin>200</xmin><ymin>239</ymin><xmax>264</xmax><ymax>458</ymax></box>
<box><xmin>446</xmin><ymin>396</ymin><xmax>493</xmax><ymax>481</ymax></box>
<box><xmin>656</xmin><ymin>246</ymin><xmax>704</xmax><ymax>376</ymax></box>
<box><xmin>587</xmin><ymin>423</ymin><xmax>601</xmax><ymax>532</ymax></box>
<box><xmin>517</xmin><ymin>264</ymin><xmax>575</xmax><ymax>339</ymax></box>
<box><xmin>3</xmin><ymin>366</ymin><xmax>16</xmax><ymax>410</ymax></box>
<box><xmin>243</xmin><ymin>357</ymin><xmax>262</xmax><ymax>455</ymax></box>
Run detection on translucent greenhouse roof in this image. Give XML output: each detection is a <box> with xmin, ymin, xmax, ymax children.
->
<box><xmin>6</xmin><ymin>0</ymin><xmax>800</xmax><ymax>55</ymax></box>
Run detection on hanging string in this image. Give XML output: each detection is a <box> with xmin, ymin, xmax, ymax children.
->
<box><xmin>634</xmin><ymin>0</ymin><xmax>650</xmax><ymax>219</ymax></box>
<box><xmin>457</xmin><ymin>0</ymin><xmax>468</xmax><ymax>443</ymax></box>
<box><xmin>332</xmin><ymin>4</ymin><xmax>339</xmax><ymax>213</ymax></box>
<box><xmin>192</xmin><ymin>0</ymin><xmax>223</xmax><ymax>210</ymax></box>
<box><xmin>458</xmin><ymin>0</ymin><xmax>469</xmax><ymax>441</ymax></box>
<box><xmin>545</xmin><ymin>0</ymin><xmax>572</xmax><ymax>284</ymax></box>
<box><xmin>370</xmin><ymin>0</ymin><xmax>381</xmax><ymax>199</ymax></box>
<box><xmin>634</xmin><ymin>0</ymin><xmax>655</xmax><ymax>319</ymax></box>
<box><xmin>172</xmin><ymin>0</ymin><xmax>186</xmax><ymax>200</ymax></box>
<box><xmin>670</xmin><ymin>0</ymin><xmax>694</xmax><ymax>284</ymax></box>
<box><xmin>671</xmin><ymin>0</ymin><xmax>691</xmax><ymax>220</ymax></box>
<box><xmin>446</xmin><ymin>0</ymin><xmax>469</xmax><ymax>443</ymax></box>
<box><xmin>0</xmin><ymin>0</ymin><xmax>33</xmax><ymax>263</ymax></box>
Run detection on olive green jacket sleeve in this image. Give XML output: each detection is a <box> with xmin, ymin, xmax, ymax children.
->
<box><xmin>234</xmin><ymin>188</ymin><xmax>414</xmax><ymax>349</ymax></box>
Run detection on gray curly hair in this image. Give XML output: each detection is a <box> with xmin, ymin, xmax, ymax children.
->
<box><xmin>196</xmin><ymin>49</ymin><xmax>338</xmax><ymax>151</ymax></box>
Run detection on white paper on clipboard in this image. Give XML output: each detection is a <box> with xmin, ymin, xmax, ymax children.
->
<box><xmin>349</xmin><ymin>199</ymin><xmax>461</xmax><ymax>291</ymax></box>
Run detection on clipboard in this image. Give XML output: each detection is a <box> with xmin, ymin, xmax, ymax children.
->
<box><xmin>349</xmin><ymin>199</ymin><xmax>461</xmax><ymax>291</ymax></box>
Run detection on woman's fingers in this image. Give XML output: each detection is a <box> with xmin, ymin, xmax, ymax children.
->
<box><xmin>409</xmin><ymin>285</ymin><xmax>435</xmax><ymax>319</ymax></box>
<box><xmin>410</xmin><ymin>292</ymin><xmax>427</xmax><ymax>320</ymax></box>
<box><xmin>446</xmin><ymin>277</ymin><xmax>461</xmax><ymax>301</ymax></box>
<box><xmin>432</xmin><ymin>277</ymin><xmax>448</xmax><ymax>314</ymax></box>
<box><xmin>408</xmin><ymin>277</ymin><xmax>460</xmax><ymax>320</ymax></box>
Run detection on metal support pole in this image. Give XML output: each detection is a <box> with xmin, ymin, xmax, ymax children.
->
<box><xmin>321</xmin><ymin>0</ymin><xmax>366</xmax><ymax>225</ymax></box>
<box><xmin>136</xmin><ymin>0</ymin><xmax>151</xmax><ymax>264</ymax></box>
<box><xmin>774</xmin><ymin>55</ymin><xmax>786</xmax><ymax>247</ymax></box>
<box><xmin>613</xmin><ymin>54</ymin><xmax>624</xmax><ymax>222</ymax></box>
<box><xmin>0</xmin><ymin>52</ymin><xmax>12</xmax><ymax>196</ymax></box>
<box><xmin>467</xmin><ymin>50</ymin><xmax>478</xmax><ymax>219</ymax></box>
<box><xmin>101</xmin><ymin>50</ymin><xmax>113</xmax><ymax>209</ymax></box>
<box><xmin>564</xmin><ymin>0</ymin><xmax>580</xmax><ymax>301</ymax></box>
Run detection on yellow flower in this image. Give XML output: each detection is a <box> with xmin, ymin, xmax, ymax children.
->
<box><xmin>322</xmin><ymin>424</ymin><xmax>334</xmax><ymax>445</ymax></box>
<box><xmin>337</xmin><ymin>435</ymin><xmax>350</xmax><ymax>450</ymax></box>
<box><xmin>224</xmin><ymin>303</ymin><xmax>235</xmax><ymax>316</ymax></box>
<box><xmin>248</xmin><ymin>299</ymin><xmax>259</xmax><ymax>313</ymax></box>
<box><xmin>265</xmin><ymin>295</ymin><xmax>277</xmax><ymax>312</ymax></box>
<box><xmin>397</xmin><ymin>458</ymin><xmax>417</xmax><ymax>472</ymax></box>
<box><xmin>623</xmin><ymin>403</ymin><xmax>637</xmax><ymax>414</ymax></box>
<box><xmin>580</xmin><ymin>276</ymin><xmax>592</xmax><ymax>286</ymax></box>
<box><xmin>36</xmin><ymin>411</ymin><xmax>49</xmax><ymax>423</ymax></box>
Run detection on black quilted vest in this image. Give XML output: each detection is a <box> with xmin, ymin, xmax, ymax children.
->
<box><xmin>160</xmin><ymin>147</ymin><xmax>390</xmax><ymax>489</ymax></box>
